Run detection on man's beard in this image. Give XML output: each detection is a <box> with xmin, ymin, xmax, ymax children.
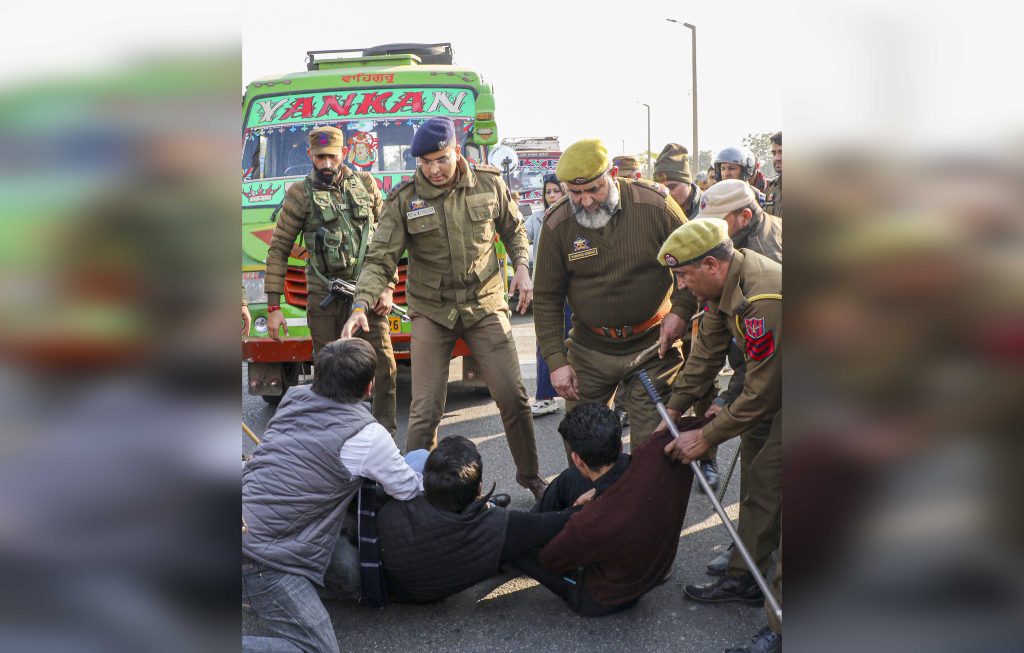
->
<box><xmin>571</xmin><ymin>177</ymin><xmax>620</xmax><ymax>229</ymax></box>
<box><xmin>314</xmin><ymin>165</ymin><xmax>340</xmax><ymax>185</ymax></box>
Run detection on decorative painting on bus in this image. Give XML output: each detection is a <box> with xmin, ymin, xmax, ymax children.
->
<box><xmin>246</xmin><ymin>88</ymin><xmax>476</xmax><ymax>128</ymax></box>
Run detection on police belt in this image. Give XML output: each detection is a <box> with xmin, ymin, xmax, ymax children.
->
<box><xmin>588</xmin><ymin>305</ymin><xmax>670</xmax><ymax>340</ymax></box>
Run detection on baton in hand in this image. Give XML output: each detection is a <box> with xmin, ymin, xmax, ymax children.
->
<box><xmin>637</xmin><ymin>368</ymin><xmax>782</xmax><ymax>625</ymax></box>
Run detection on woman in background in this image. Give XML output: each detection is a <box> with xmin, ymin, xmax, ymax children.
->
<box><xmin>525</xmin><ymin>174</ymin><xmax>572</xmax><ymax>417</ymax></box>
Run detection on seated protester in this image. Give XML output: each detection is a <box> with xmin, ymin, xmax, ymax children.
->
<box><xmin>242</xmin><ymin>338</ymin><xmax>422</xmax><ymax>653</ymax></box>
<box><xmin>377</xmin><ymin>436</ymin><xmax>572</xmax><ymax>604</ymax></box>
<box><xmin>517</xmin><ymin>403</ymin><xmax>704</xmax><ymax>617</ymax></box>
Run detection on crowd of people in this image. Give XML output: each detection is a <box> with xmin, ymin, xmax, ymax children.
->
<box><xmin>243</xmin><ymin>117</ymin><xmax>783</xmax><ymax>652</ymax></box>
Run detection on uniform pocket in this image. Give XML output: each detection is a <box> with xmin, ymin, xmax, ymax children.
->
<box><xmin>350</xmin><ymin>194</ymin><xmax>370</xmax><ymax>219</ymax></box>
<box><xmin>466</xmin><ymin>194</ymin><xmax>496</xmax><ymax>243</ymax></box>
<box><xmin>408</xmin><ymin>213</ymin><xmax>440</xmax><ymax>236</ymax></box>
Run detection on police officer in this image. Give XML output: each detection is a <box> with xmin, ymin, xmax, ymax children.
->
<box><xmin>764</xmin><ymin>131</ymin><xmax>783</xmax><ymax>218</ymax></box>
<box><xmin>341</xmin><ymin>117</ymin><xmax>548</xmax><ymax>500</ymax></box>
<box><xmin>533</xmin><ymin>139</ymin><xmax>694</xmax><ymax>455</ymax></box>
<box><xmin>707</xmin><ymin>179</ymin><xmax>782</xmax><ymax>262</ymax></box>
<box><xmin>612</xmin><ymin>154</ymin><xmax>643</xmax><ymax>181</ymax></box>
<box><xmin>693</xmin><ymin>179</ymin><xmax>782</xmax><ymax>579</ymax></box>
<box><xmin>653</xmin><ymin>143</ymin><xmax>702</xmax><ymax>218</ymax></box>
<box><xmin>655</xmin><ymin>219</ymin><xmax>781</xmax><ymax>609</ymax></box>
<box><xmin>713</xmin><ymin>145</ymin><xmax>767</xmax><ymax>200</ymax></box>
<box><xmin>264</xmin><ymin>126</ymin><xmax>398</xmax><ymax>437</ymax></box>
<box><xmin>651</xmin><ymin>142</ymin><xmax>719</xmax><ymax>488</ymax></box>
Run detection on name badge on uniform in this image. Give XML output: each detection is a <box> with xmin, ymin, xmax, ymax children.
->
<box><xmin>407</xmin><ymin>197</ymin><xmax>436</xmax><ymax>220</ymax></box>
<box><xmin>568</xmin><ymin>236</ymin><xmax>598</xmax><ymax>261</ymax></box>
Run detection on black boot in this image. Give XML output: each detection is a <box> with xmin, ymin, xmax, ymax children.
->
<box><xmin>684</xmin><ymin>573</ymin><xmax>764</xmax><ymax>605</ymax></box>
<box><xmin>724</xmin><ymin>624</ymin><xmax>781</xmax><ymax>653</ymax></box>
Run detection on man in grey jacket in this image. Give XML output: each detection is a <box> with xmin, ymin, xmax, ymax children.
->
<box><xmin>242</xmin><ymin>338</ymin><xmax>422</xmax><ymax>653</ymax></box>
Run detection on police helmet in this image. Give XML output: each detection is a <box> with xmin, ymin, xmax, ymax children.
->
<box><xmin>713</xmin><ymin>146</ymin><xmax>757</xmax><ymax>180</ymax></box>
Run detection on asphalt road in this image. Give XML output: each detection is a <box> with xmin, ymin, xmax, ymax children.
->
<box><xmin>242</xmin><ymin>312</ymin><xmax>763</xmax><ymax>652</ymax></box>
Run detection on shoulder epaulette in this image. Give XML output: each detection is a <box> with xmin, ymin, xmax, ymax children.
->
<box><xmin>632</xmin><ymin>178</ymin><xmax>670</xmax><ymax>198</ymax></box>
<box><xmin>548</xmin><ymin>195</ymin><xmax>570</xmax><ymax>212</ymax></box>
<box><xmin>471</xmin><ymin>162</ymin><xmax>501</xmax><ymax>174</ymax></box>
<box><xmin>386</xmin><ymin>176</ymin><xmax>416</xmax><ymax>201</ymax></box>
<box><xmin>543</xmin><ymin>195</ymin><xmax>573</xmax><ymax>229</ymax></box>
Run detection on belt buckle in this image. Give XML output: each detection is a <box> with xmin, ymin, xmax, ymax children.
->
<box><xmin>613</xmin><ymin>327</ymin><xmax>625</xmax><ymax>339</ymax></box>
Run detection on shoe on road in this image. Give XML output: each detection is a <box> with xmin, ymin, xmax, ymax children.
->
<box><xmin>706</xmin><ymin>543</ymin><xmax>734</xmax><ymax>576</ymax></box>
<box><xmin>683</xmin><ymin>573</ymin><xmax>765</xmax><ymax>606</ymax></box>
<box><xmin>516</xmin><ymin>473</ymin><xmax>549</xmax><ymax>501</ymax></box>
<box><xmin>531</xmin><ymin>398</ymin><xmax>561</xmax><ymax>417</ymax></box>
<box><xmin>724</xmin><ymin>624</ymin><xmax>781</xmax><ymax>653</ymax></box>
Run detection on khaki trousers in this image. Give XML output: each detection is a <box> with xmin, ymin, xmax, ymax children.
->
<box><xmin>407</xmin><ymin>312</ymin><xmax>539</xmax><ymax>478</ymax></box>
<box><xmin>728</xmin><ymin>409</ymin><xmax>782</xmax><ymax>577</ymax></box>
<box><xmin>307</xmin><ymin>292</ymin><xmax>398</xmax><ymax>438</ymax></box>
<box><xmin>564</xmin><ymin>338</ymin><xmax>684</xmax><ymax>459</ymax></box>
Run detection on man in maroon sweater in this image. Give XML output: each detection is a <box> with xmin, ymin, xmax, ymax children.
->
<box><xmin>515</xmin><ymin>403</ymin><xmax>702</xmax><ymax>616</ymax></box>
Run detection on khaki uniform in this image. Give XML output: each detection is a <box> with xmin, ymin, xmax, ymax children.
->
<box><xmin>264</xmin><ymin>166</ymin><xmax>398</xmax><ymax>437</ymax></box>
<box><xmin>352</xmin><ymin>159</ymin><xmax>540</xmax><ymax>477</ymax></box>
<box><xmin>732</xmin><ymin>208</ymin><xmax>783</xmax><ymax>263</ymax></box>
<box><xmin>764</xmin><ymin>173</ymin><xmax>782</xmax><ymax>218</ymax></box>
<box><xmin>534</xmin><ymin>178</ymin><xmax>695</xmax><ymax>454</ymax></box>
<box><xmin>668</xmin><ymin>249</ymin><xmax>781</xmax><ymax>577</ymax></box>
<box><xmin>717</xmin><ymin>208</ymin><xmax>783</xmax><ymax>574</ymax></box>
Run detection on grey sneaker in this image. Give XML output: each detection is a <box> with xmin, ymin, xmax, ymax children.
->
<box><xmin>706</xmin><ymin>544</ymin><xmax>733</xmax><ymax>576</ymax></box>
<box><xmin>531</xmin><ymin>398</ymin><xmax>560</xmax><ymax>416</ymax></box>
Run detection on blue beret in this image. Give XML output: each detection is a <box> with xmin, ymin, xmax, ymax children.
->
<box><xmin>410</xmin><ymin>117</ymin><xmax>457</xmax><ymax>157</ymax></box>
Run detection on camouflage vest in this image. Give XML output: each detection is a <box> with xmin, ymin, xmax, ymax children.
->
<box><xmin>301</xmin><ymin>175</ymin><xmax>374</xmax><ymax>283</ymax></box>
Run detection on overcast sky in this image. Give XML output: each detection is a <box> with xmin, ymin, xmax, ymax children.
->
<box><xmin>242</xmin><ymin>0</ymin><xmax>783</xmax><ymax>159</ymax></box>
<box><xmin>0</xmin><ymin>1</ymin><xmax>1018</xmax><ymax>157</ymax></box>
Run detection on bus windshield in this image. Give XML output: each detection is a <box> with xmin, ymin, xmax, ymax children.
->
<box><xmin>242</xmin><ymin>87</ymin><xmax>477</xmax><ymax>181</ymax></box>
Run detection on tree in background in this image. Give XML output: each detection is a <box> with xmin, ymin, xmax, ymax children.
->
<box><xmin>635</xmin><ymin>150</ymin><xmax>657</xmax><ymax>178</ymax></box>
<box><xmin>697</xmin><ymin>149</ymin><xmax>714</xmax><ymax>174</ymax></box>
<box><xmin>742</xmin><ymin>132</ymin><xmax>774</xmax><ymax>171</ymax></box>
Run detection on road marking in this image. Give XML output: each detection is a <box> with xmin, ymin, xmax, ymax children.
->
<box><xmin>679</xmin><ymin>502</ymin><xmax>739</xmax><ymax>537</ymax></box>
<box><xmin>477</xmin><ymin>576</ymin><xmax>540</xmax><ymax>602</ymax></box>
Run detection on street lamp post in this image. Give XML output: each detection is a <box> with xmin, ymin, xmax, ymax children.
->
<box><xmin>638</xmin><ymin>102</ymin><xmax>651</xmax><ymax>177</ymax></box>
<box><xmin>667</xmin><ymin>19</ymin><xmax>698</xmax><ymax>165</ymax></box>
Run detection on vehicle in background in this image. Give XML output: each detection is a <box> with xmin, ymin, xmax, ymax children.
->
<box><xmin>242</xmin><ymin>43</ymin><xmax>507</xmax><ymax>403</ymax></box>
<box><xmin>500</xmin><ymin>136</ymin><xmax>561</xmax><ymax>215</ymax></box>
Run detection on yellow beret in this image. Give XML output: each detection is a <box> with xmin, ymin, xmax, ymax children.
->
<box><xmin>309</xmin><ymin>126</ymin><xmax>345</xmax><ymax>155</ymax></box>
<box><xmin>557</xmin><ymin>139</ymin><xmax>611</xmax><ymax>185</ymax></box>
<box><xmin>658</xmin><ymin>218</ymin><xmax>730</xmax><ymax>268</ymax></box>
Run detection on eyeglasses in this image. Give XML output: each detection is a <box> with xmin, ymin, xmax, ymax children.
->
<box><xmin>418</xmin><ymin>152</ymin><xmax>455</xmax><ymax>171</ymax></box>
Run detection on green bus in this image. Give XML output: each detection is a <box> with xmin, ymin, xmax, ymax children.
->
<box><xmin>242</xmin><ymin>43</ymin><xmax>506</xmax><ymax>402</ymax></box>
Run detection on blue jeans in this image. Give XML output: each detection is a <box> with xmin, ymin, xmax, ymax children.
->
<box><xmin>536</xmin><ymin>303</ymin><xmax>573</xmax><ymax>401</ymax></box>
<box><xmin>242</xmin><ymin>538</ymin><xmax>361</xmax><ymax>653</ymax></box>
<box><xmin>404</xmin><ymin>449</ymin><xmax>429</xmax><ymax>474</ymax></box>
<box><xmin>242</xmin><ymin>558</ymin><xmax>337</xmax><ymax>653</ymax></box>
